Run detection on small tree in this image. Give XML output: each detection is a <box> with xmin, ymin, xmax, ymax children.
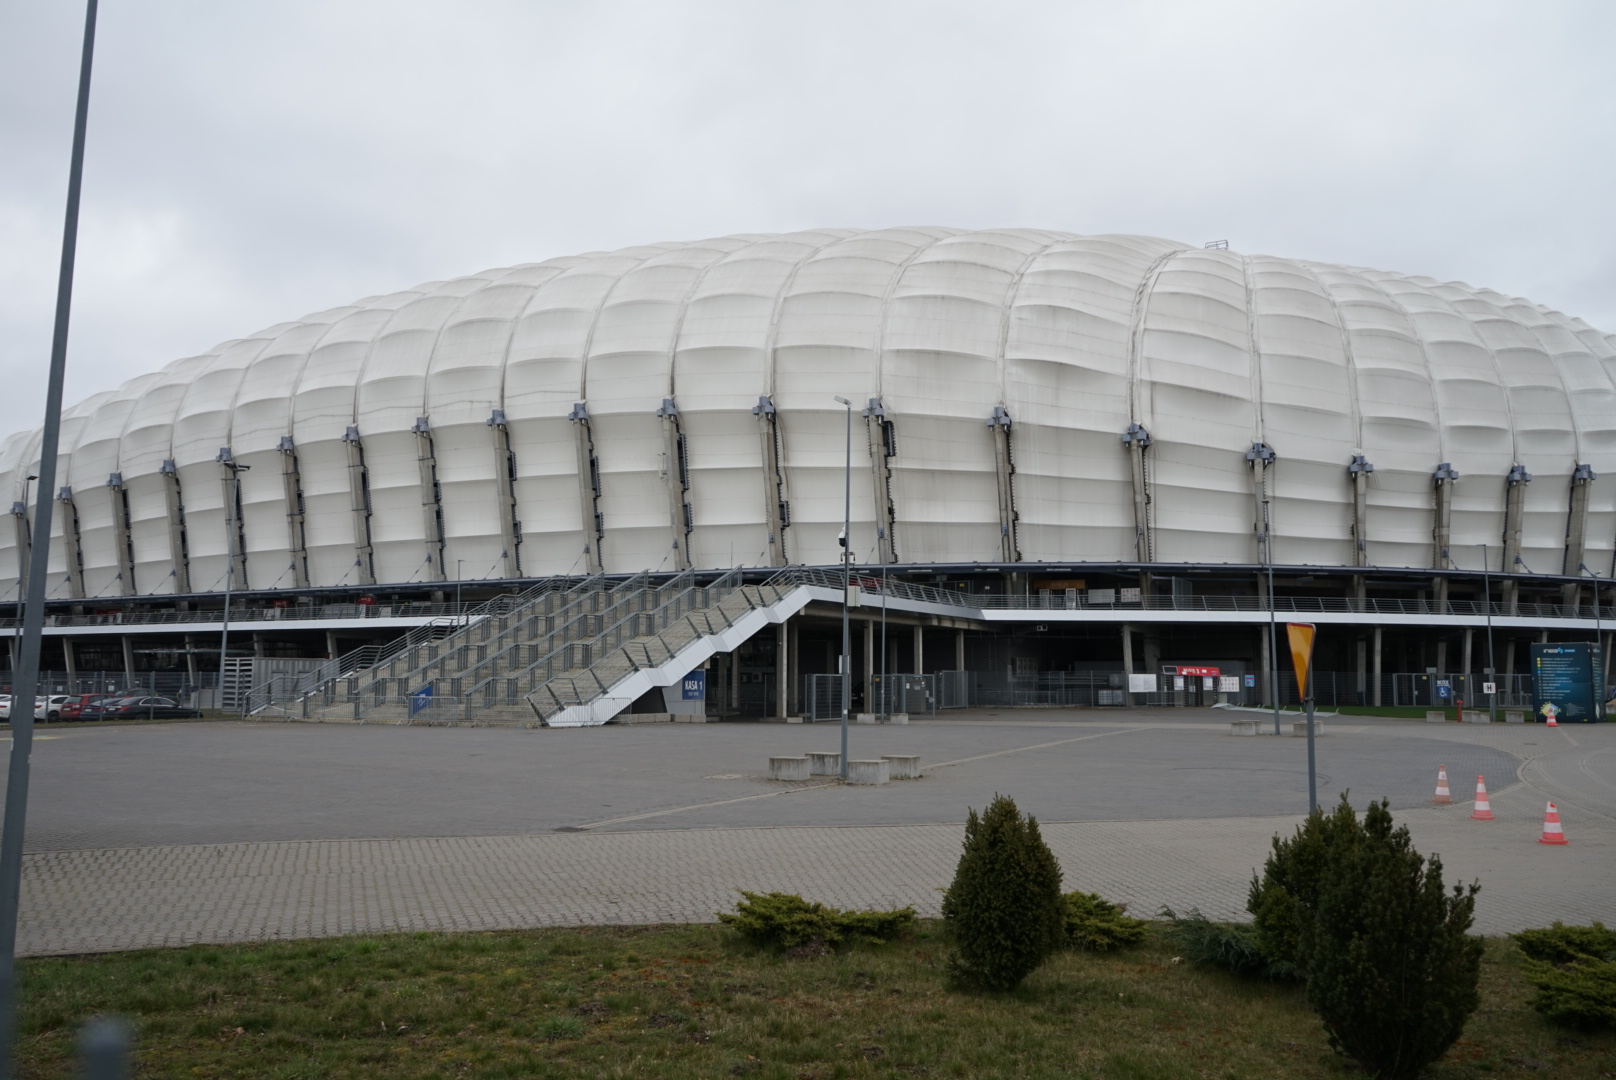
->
<box><xmin>942</xmin><ymin>795</ymin><xmax>1064</xmax><ymax>991</ymax></box>
<box><xmin>1297</xmin><ymin>799</ymin><xmax>1483</xmax><ymax>1080</ymax></box>
<box><xmin>1249</xmin><ymin>795</ymin><xmax>1364</xmax><ymax>972</ymax></box>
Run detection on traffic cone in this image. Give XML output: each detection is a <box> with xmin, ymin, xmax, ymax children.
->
<box><xmin>1470</xmin><ymin>776</ymin><xmax>1494</xmax><ymax>820</ymax></box>
<box><xmin>1433</xmin><ymin>765</ymin><xmax>1453</xmax><ymax>804</ymax></box>
<box><xmin>1546</xmin><ymin>712</ymin><xmax>1559</xmax><ymax>728</ymax></box>
<box><xmin>1538</xmin><ymin>802</ymin><xmax>1569</xmax><ymax>845</ymax></box>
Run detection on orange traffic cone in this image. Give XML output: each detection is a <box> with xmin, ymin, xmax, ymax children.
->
<box><xmin>1539</xmin><ymin>802</ymin><xmax>1569</xmax><ymax>845</ymax></box>
<box><xmin>1433</xmin><ymin>766</ymin><xmax>1453</xmax><ymax>804</ymax></box>
<box><xmin>1546</xmin><ymin>711</ymin><xmax>1559</xmax><ymax>728</ymax></box>
<box><xmin>1470</xmin><ymin>776</ymin><xmax>1494</xmax><ymax>820</ymax></box>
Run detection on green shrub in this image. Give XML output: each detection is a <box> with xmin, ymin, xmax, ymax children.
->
<box><xmin>716</xmin><ymin>891</ymin><xmax>916</xmax><ymax>951</ymax></box>
<box><xmin>1520</xmin><ymin>957</ymin><xmax>1616</xmax><ymax>1030</ymax></box>
<box><xmin>1160</xmin><ymin>907</ymin><xmax>1299</xmax><ymax>981</ymax></box>
<box><xmin>1512</xmin><ymin>921</ymin><xmax>1616</xmax><ymax>965</ymax></box>
<box><xmin>941</xmin><ymin>794</ymin><xmax>1065</xmax><ymax>991</ymax></box>
<box><xmin>1062</xmin><ymin>891</ymin><xmax>1147</xmax><ymax>953</ymax></box>
<box><xmin>1297</xmin><ymin>798</ymin><xmax>1483</xmax><ymax>1080</ymax></box>
<box><xmin>1513</xmin><ymin>922</ymin><xmax>1616</xmax><ymax>1030</ymax></box>
<box><xmin>1248</xmin><ymin>795</ymin><xmax>1366</xmax><ymax>974</ymax></box>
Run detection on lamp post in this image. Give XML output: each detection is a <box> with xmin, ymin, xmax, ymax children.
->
<box><xmin>9</xmin><ymin>477</ymin><xmax>36</xmax><ymax>678</ymax></box>
<box><xmin>218</xmin><ymin>460</ymin><xmax>250</xmax><ymax>715</ymax></box>
<box><xmin>834</xmin><ymin>395</ymin><xmax>852</xmax><ymax>781</ymax></box>
<box><xmin>0</xmin><ymin>4</ymin><xmax>99</xmax><ymax>1073</ymax></box>
<box><xmin>1582</xmin><ymin>562</ymin><xmax>1605</xmax><ymax>721</ymax></box>
<box><xmin>1482</xmin><ymin>543</ymin><xmax>1496</xmax><ymax>723</ymax></box>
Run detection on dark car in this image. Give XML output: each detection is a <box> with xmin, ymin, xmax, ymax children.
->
<box><xmin>77</xmin><ymin>695</ymin><xmax>137</xmax><ymax>721</ymax></box>
<box><xmin>99</xmin><ymin>696</ymin><xmax>201</xmax><ymax>720</ymax></box>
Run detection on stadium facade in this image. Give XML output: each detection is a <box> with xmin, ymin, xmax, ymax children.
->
<box><xmin>2</xmin><ymin>229</ymin><xmax>1611</xmax><ymax>719</ymax></box>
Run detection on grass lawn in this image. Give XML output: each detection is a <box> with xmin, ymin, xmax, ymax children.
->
<box><xmin>16</xmin><ymin>923</ymin><xmax>1612</xmax><ymax>1079</ymax></box>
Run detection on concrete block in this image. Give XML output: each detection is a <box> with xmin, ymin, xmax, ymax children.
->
<box><xmin>672</xmin><ymin>715</ymin><xmax>707</xmax><ymax>723</ymax></box>
<box><xmin>806</xmin><ymin>752</ymin><xmax>841</xmax><ymax>776</ymax></box>
<box><xmin>855</xmin><ymin>713</ymin><xmax>877</xmax><ymax>725</ymax></box>
<box><xmin>886</xmin><ymin>713</ymin><xmax>909</xmax><ymax>725</ymax></box>
<box><xmin>1462</xmin><ymin>710</ymin><xmax>1490</xmax><ymax>723</ymax></box>
<box><xmin>769</xmin><ymin>756</ymin><xmax>810</xmax><ymax>781</ymax></box>
<box><xmin>610</xmin><ymin>713</ymin><xmax>673</xmax><ymax>725</ymax></box>
<box><xmin>1291</xmin><ymin>720</ymin><xmax>1325</xmax><ymax>737</ymax></box>
<box><xmin>846</xmin><ymin>759</ymin><xmax>890</xmax><ymax>785</ymax></box>
<box><xmin>1229</xmin><ymin>719</ymin><xmax>1259</xmax><ymax>736</ymax></box>
<box><xmin>882</xmin><ymin>755</ymin><xmax>921</xmax><ymax>778</ymax></box>
<box><xmin>1425</xmin><ymin>710</ymin><xmax>1448</xmax><ymax>723</ymax></box>
<box><xmin>760</xmin><ymin>716</ymin><xmax>805</xmax><ymax>724</ymax></box>
<box><xmin>1505</xmin><ymin>710</ymin><xmax>1525</xmax><ymax>723</ymax></box>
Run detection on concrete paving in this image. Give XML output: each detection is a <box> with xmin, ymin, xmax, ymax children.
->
<box><xmin>6</xmin><ymin>710</ymin><xmax>1612</xmax><ymax>955</ymax></box>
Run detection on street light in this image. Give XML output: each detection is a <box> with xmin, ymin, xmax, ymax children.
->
<box><xmin>834</xmin><ymin>395</ymin><xmax>852</xmax><ymax>782</ymax></box>
<box><xmin>1581</xmin><ymin>562</ymin><xmax>1605</xmax><ymax>721</ymax></box>
<box><xmin>218</xmin><ymin>459</ymin><xmax>250</xmax><ymax>716</ymax></box>
<box><xmin>9</xmin><ymin>477</ymin><xmax>37</xmax><ymax>675</ymax></box>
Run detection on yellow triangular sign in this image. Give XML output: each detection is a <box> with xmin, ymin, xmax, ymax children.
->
<box><xmin>1286</xmin><ymin>623</ymin><xmax>1317</xmax><ymax>700</ymax></box>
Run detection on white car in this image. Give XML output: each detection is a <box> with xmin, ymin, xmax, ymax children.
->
<box><xmin>36</xmin><ymin>695</ymin><xmax>74</xmax><ymax>720</ymax></box>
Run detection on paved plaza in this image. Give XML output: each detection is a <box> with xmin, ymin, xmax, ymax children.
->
<box><xmin>7</xmin><ymin>710</ymin><xmax>1613</xmax><ymax>955</ymax></box>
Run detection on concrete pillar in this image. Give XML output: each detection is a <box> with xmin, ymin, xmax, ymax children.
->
<box><xmin>730</xmin><ymin>644</ymin><xmax>740</xmax><ymax>714</ymax></box>
<box><xmin>1121</xmin><ymin>624</ymin><xmax>1136</xmax><ymax>708</ymax></box>
<box><xmin>955</xmin><ymin>629</ymin><xmax>965</xmax><ymax>671</ymax></box>
<box><xmin>787</xmin><ymin>618</ymin><xmax>799</xmax><ymax>715</ymax></box>
<box><xmin>1435</xmin><ymin>638</ymin><xmax>1447</xmax><ymax>679</ymax></box>
<box><xmin>184</xmin><ymin>633</ymin><xmax>198</xmax><ymax>684</ymax></box>
<box><xmin>1355</xmin><ymin>637</ymin><xmax>1366</xmax><ymax>700</ymax></box>
<box><xmin>913</xmin><ymin>625</ymin><xmax>924</xmax><ymax>676</ymax></box>
<box><xmin>1259</xmin><ymin>628</ymin><xmax>1272</xmax><ymax>707</ymax></box>
<box><xmin>1462</xmin><ymin>627</ymin><xmax>1473</xmax><ymax>684</ymax></box>
<box><xmin>121</xmin><ymin>635</ymin><xmax>135</xmax><ymax>686</ymax></box>
<box><xmin>1505</xmin><ymin>635</ymin><xmax>1516</xmax><ymax>680</ymax></box>
<box><xmin>325</xmin><ymin>630</ymin><xmax>339</xmax><ymax>660</ymax></box>
<box><xmin>1538</xmin><ymin>629</ymin><xmax>1549</xmax><ymax>644</ymax></box>
<box><xmin>62</xmin><ymin>637</ymin><xmax>76</xmax><ymax>679</ymax></box>
<box><xmin>1372</xmin><ymin>626</ymin><xmax>1383</xmax><ymax>706</ymax></box>
<box><xmin>776</xmin><ymin>621</ymin><xmax>788</xmax><ymax>718</ymax></box>
<box><xmin>863</xmin><ymin>618</ymin><xmax>874</xmax><ymax>703</ymax></box>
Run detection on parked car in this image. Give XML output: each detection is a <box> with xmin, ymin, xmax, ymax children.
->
<box><xmin>33</xmin><ymin>695</ymin><xmax>76</xmax><ymax>720</ymax></box>
<box><xmin>97</xmin><ymin>696</ymin><xmax>201</xmax><ymax>720</ymax></box>
<box><xmin>76</xmin><ymin>695</ymin><xmax>137</xmax><ymax>721</ymax></box>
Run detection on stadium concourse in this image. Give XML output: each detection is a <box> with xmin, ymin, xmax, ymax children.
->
<box><xmin>0</xmin><ymin>229</ymin><xmax>1611</xmax><ymax>724</ymax></box>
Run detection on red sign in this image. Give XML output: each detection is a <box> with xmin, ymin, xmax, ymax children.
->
<box><xmin>1176</xmin><ymin>666</ymin><xmax>1221</xmax><ymax>677</ymax></box>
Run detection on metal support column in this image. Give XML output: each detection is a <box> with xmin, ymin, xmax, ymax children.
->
<box><xmin>569</xmin><ymin>403</ymin><xmax>604</xmax><ymax>573</ymax></box>
<box><xmin>1373</xmin><ymin>626</ymin><xmax>1382</xmax><ymax>706</ymax></box>
<box><xmin>913</xmin><ymin>625</ymin><xmax>924</xmax><ymax>676</ymax></box>
<box><xmin>107</xmin><ymin>472</ymin><xmax>136</xmax><ymax>596</ymax></box>
<box><xmin>341</xmin><ymin>427</ymin><xmax>375</xmax><ymax>586</ymax></box>
<box><xmin>753</xmin><ymin>396</ymin><xmax>789</xmax><ymax>567</ymax></box>
<box><xmin>862</xmin><ymin>617</ymin><xmax>874</xmax><ymax>712</ymax></box>
<box><xmin>1432</xmin><ymin>462</ymin><xmax>1458</xmax><ymax>608</ymax></box>
<box><xmin>1562</xmin><ymin>464</ymin><xmax>1595</xmax><ymax>606</ymax></box>
<box><xmin>862</xmin><ymin>398</ymin><xmax>897</xmax><ymax>564</ymax></box>
<box><xmin>1123</xmin><ymin>424</ymin><xmax>1152</xmax><ymax>563</ymax></box>
<box><xmin>411</xmin><ymin>418</ymin><xmax>446</xmax><ymax>582</ymax></box>
<box><xmin>955</xmin><ymin>629</ymin><xmax>965</xmax><ymax>671</ymax></box>
<box><xmin>988</xmin><ymin>406</ymin><xmax>1019</xmax><ymax>562</ymax></box>
<box><xmin>276</xmin><ymin>436</ymin><xmax>309</xmax><ymax>589</ymax></box>
<box><xmin>775</xmin><ymin>620</ymin><xmax>788</xmax><ymax>719</ymax></box>
<box><xmin>1502</xmin><ymin>463</ymin><xmax>1531</xmax><ymax>613</ymax></box>
<box><xmin>656</xmin><ymin>399</ymin><xmax>692</xmax><ymax>571</ymax></box>
<box><xmin>1349</xmin><ymin>452</ymin><xmax>1373</xmax><ymax>603</ymax></box>
<box><xmin>120</xmin><ymin>636</ymin><xmax>134</xmax><ymax>686</ymax></box>
<box><xmin>158</xmin><ymin>459</ymin><xmax>190</xmax><ymax>594</ymax></box>
<box><xmin>1121</xmin><ymin>624</ymin><xmax>1135</xmax><ymax>708</ymax></box>
<box><xmin>56</xmin><ymin>487</ymin><xmax>85</xmax><ymax>599</ymax></box>
<box><xmin>487</xmin><ymin>410</ymin><xmax>522</xmax><ymax>579</ymax></box>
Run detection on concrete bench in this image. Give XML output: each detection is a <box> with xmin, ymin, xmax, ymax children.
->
<box><xmin>1505</xmin><ymin>710</ymin><xmax>1525</xmax><ymax>723</ymax></box>
<box><xmin>882</xmin><ymin>755</ymin><xmax>921</xmax><ymax>778</ymax></box>
<box><xmin>1291</xmin><ymin>720</ymin><xmax>1325</xmax><ymax>737</ymax></box>
<box><xmin>1229</xmin><ymin>719</ymin><xmax>1259</xmax><ymax>736</ymax></box>
<box><xmin>769</xmin><ymin>756</ymin><xmax>810</xmax><ymax>781</ymax></box>
<box><xmin>885</xmin><ymin>713</ymin><xmax>909</xmax><ymax>725</ymax></box>
<box><xmin>855</xmin><ymin>713</ymin><xmax>877</xmax><ymax>725</ymax></box>
<box><xmin>1425</xmin><ymin>710</ymin><xmax>1448</xmax><ymax>723</ymax></box>
<box><xmin>806</xmin><ymin>752</ymin><xmax>842</xmax><ymax>776</ymax></box>
<box><xmin>1462</xmin><ymin>710</ymin><xmax>1490</xmax><ymax>723</ymax></box>
<box><xmin>847</xmin><ymin>759</ymin><xmax>890</xmax><ymax>785</ymax></box>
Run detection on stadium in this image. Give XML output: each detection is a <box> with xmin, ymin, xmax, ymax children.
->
<box><xmin>2</xmin><ymin>228</ymin><xmax>1611</xmax><ymax>723</ymax></box>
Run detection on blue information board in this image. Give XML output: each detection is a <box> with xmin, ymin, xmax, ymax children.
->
<box><xmin>1531</xmin><ymin>643</ymin><xmax>1603</xmax><ymax>723</ymax></box>
<box><xmin>681</xmin><ymin>670</ymin><xmax>706</xmax><ymax>701</ymax></box>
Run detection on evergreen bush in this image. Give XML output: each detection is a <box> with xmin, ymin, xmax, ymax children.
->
<box><xmin>1513</xmin><ymin>922</ymin><xmax>1616</xmax><ymax>1030</ymax></box>
<box><xmin>717</xmin><ymin>891</ymin><xmax>915</xmax><ymax>951</ymax></box>
<box><xmin>1296</xmin><ymin>798</ymin><xmax>1483</xmax><ymax>1080</ymax></box>
<box><xmin>1160</xmin><ymin>907</ymin><xmax>1299</xmax><ymax>981</ymax></box>
<box><xmin>1062</xmin><ymin>891</ymin><xmax>1148</xmax><ymax>953</ymax></box>
<box><xmin>1248</xmin><ymin>795</ymin><xmax>1365</xmax><ymax>973</ymax></box>
<box><xmin>941</xmin><ymin>795</ymin><xmax>1065</xmax><ymax>991</ymax></box>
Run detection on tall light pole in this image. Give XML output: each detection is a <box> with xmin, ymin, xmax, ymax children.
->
<box><xmin>1582</xmin><ymin>562</ymin><xmax>1605</xmax><ymax>721</ymax></box>
<box><xmin>9</xmin><ymin>477</ymin><xmax>36</xmax><ymax>679</ymax></box>
<box><xmin>834</xmin><ymin>396</ymin><xmax>852</xmax><ymax>781</ymax></box>
<box><xmin>218</xmin><ymin>460</ymin><xmax>250</xmax><ymax>714</ymax></box>
<box><xmin>0</xmin><ymin>3</ymin><xmax>98</xmax><ymax>1073</ymax></box>
<box><xmin>1482</xmin><ymin>543</ymin><xmax>1496</xmax><ymax>723</ymax></box>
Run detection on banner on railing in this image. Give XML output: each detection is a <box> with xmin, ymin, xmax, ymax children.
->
<box><xmin>410</xmin><ymin>684</ymin><xmax>433</xmax><ymax>716</ymax></box>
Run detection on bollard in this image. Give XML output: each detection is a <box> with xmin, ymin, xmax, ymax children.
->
<box><xmin>78</xmin><ymin>1015</ymin><xmax>131</xmax><ymax>1080</ymax></box>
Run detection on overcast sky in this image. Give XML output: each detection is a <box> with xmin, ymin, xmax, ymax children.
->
<box><xmin>2</xmin><ymin>1</ymin><xmax>1613</xmax><ymax>445</ymax></box>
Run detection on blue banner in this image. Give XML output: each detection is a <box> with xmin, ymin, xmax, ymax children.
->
<box><xmin>410</xmin><ymin>684</ymin><xmax>433</xmax><ymax>716</ymax></box>
<box><xmin>681</xmin><ymin>670</ymin><xmax>706</xmax><ymax>701</ymax></box>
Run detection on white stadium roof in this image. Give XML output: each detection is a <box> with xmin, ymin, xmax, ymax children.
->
<box><xmin>4</xmin><ymin>228</ymin><xmax>1614</xmax><ymax>598</ymax></box>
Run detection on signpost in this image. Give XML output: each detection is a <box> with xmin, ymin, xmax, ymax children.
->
<box><xmin>1286</xmin><ymin>622</ymin><xmax>1318</xmax><ymax>812</ymax></box>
